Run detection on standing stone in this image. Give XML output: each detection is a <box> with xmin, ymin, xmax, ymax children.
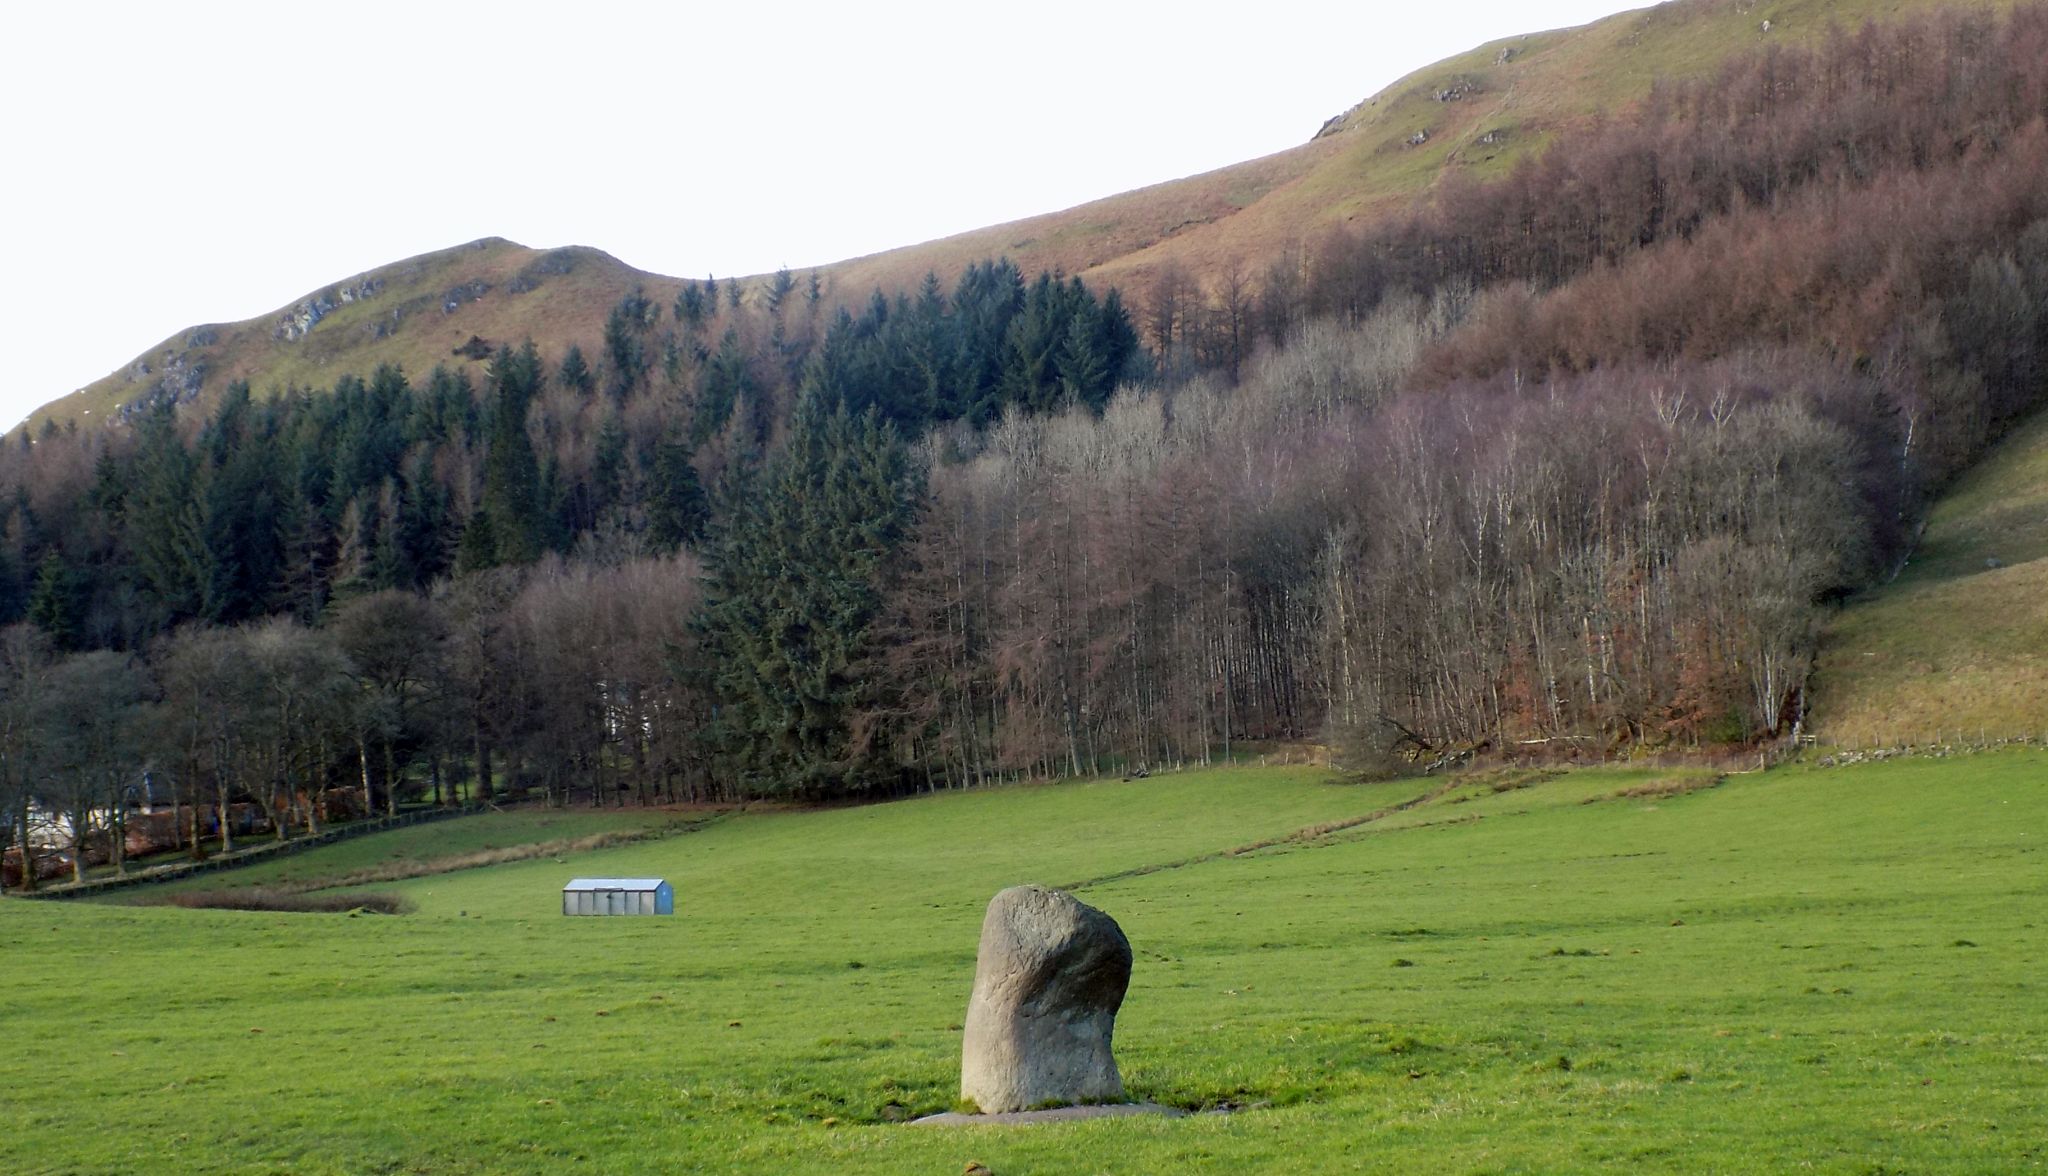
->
<box><xmin>960</xmin><ymin>885</ymin><xmax>1133</xmax><ymax>1114</ymax></box>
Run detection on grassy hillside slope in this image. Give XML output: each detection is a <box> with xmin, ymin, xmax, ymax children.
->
<box><xmin>26</xmin><ymin>0</ymin><xmax>2020</xmax><ymax>435</ymax></box>
<box><xmin>3</xmin><ymin>756</ymin><xmax>2040</xmax><ymax>1172</ymax></box>
<box><xmin>822</xmin><ymin>0</ymin><xmax>2018</xmax><ymax>298</ymax></box>
<box><xmin>1809</xmin><ymin>409</ymin><xmax>2048</xmax><ymax>746</ymax></box>
<box><xmin>28</xmin><ymin>238</ymin><xmax>686</xmax><ymax>433</ymax></box>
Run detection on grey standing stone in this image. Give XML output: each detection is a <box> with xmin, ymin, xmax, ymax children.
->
<box><xmin>960</xmin><ymin>885</ymin><xmax>1133</xmax><ymax>1114</ymax></box>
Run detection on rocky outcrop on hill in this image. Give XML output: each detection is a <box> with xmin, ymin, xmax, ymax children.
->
<box><xmin>274</xmin><ymin>278</ymin><xmax>386</xmax><ymax>342</ymax></box>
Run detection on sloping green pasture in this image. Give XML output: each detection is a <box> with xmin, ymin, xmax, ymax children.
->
<box><xmin>1811</xmin><ymin>408</ymin><xmax>2048</xmax><ymax>747</ymax></box>
<box><xmin>2</xmin><ymin>758</ymin><xmax>2040</xmax><ymax>1173</ymax></box>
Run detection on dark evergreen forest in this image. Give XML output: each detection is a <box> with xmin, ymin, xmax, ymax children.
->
<box><xmin>6</xmin><ymin>7</ymin><xmax>2048</xmax><ymax>878</ymax></box>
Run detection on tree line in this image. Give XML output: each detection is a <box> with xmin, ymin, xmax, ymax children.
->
<box><xmin>0</xmin><ymin>258</ymin><xmax>1128</xmax><ymax>877</ymax></box>
<box><xmin>1</xmin><ymin>560</ymin><xmax>703</xmax><ymax>887</ymax></box>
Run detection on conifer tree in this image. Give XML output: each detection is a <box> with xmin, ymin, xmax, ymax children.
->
<box><xmin>676</xmin><ymin>281</ymin><xmax>708</xmax><ymax>332</ymax></box>
<box><xmin>765</xmin><ymin>267</ymin><xmax>796</xmax><ymax>316</ymax></box>
<box><xmin>694</xmin><ymin>391</ymin><xmax>923</xmax><ymax>796</ymax></box>
<box><xmin>478</xmin><ymin>343</ymin><xmax>546</xmax><ymax>565</ymax></box>
<box><xmin>537</xmin><ymin>455</ymin><xmax>571</xmax><ymax>554</ymax></box>
<box><xmin>589</xmin><ymin>414</ymin><xmax>629</xmax><ymax>524</ymax></box>
<box><xmin>453</xmin><ymin>508</ymin><xmax>499</xmax><ymax>576</ymax></box>
<box><xmin>557</xmin><ymin>344</ymin><xmax>595</xmax><ymax>398</ymax></box>
<box><xmin>1094</xmin><ymin>287</ymin><xmax>1142</xmax><ymax>391</ymax></box>
<box><xmin>26</xmin><ymin>551</ymin><xmax>85</xmax><ymax>650</ymax></box>
<box><xmin>691</xmin><ymin>328</ymin><xmax>753</xmax><ymax>445</ymax></box>
<box><xmin>125</xmin><ymin>403</ymin><xmax>206</xmax><ymax>624</ymax></box>
<box><xmin>334</xmin><ymin>366</ymin><xmax>409</xmax><ymax>496</ymax></box>
<box><xmin>603</xmin><ymin>292</ymin><xmax>649</xmax><ymax>400</ymax></box>
<box><xmin>329</xmin><ymin>495</ymin><xmax>376</xmax><ymax>602</ymax></box>
<box><xmin>274</xmin><ymin>482</ymin><xmax>331</xmax><ymax>623</ymax></box>
<box><xmin>420</xmin><ymin>364</ymin><xmax>480</xmax><ymax>446</ymax></box>
<box><xmin>0</xmin><ymin>546</ymin><xmax>23</xmax><ymax>626</ymax></box>
<box><xmin>1056</xmin><ymin>308</ymin><xmax>1109</xmax><ymax>406</ymax></box>
<box><xmin>646</xmin><ymin>432</ymin><xmax>708</xmax><ymax>551</ymax></box>
<box><xmin>396</xmin><ymin>448</ymin><xmax>451</xmax><ymax>588</ymax></box>
<box><xmin>196</xmin><ymin>382</ymin><xmax>283</xmax><ymax>623</ymax></box>
<box><xmin>954</xmin><ymin>259</ymin><xmax>1026</xmax><ymax>424</ymax></box>
<box><xmin>370</xmin><ymin>479</ymin><xmax>407</xmax><ymax>590</ymax></box>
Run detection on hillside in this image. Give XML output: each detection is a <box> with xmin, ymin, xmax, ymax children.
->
<box><xmin>1807</xmin><ymin>406</ymin><xmax>2048</xmax><ymax>747</ymax></box>
<box><xmin>24</xmin><ymin>0</ymin><xmax>2019</xmax><ymax>434</ymax></box>
<box><xmin>29</xmin><ymin>238</ymin><xmax>685</xmax><ymax>432</ymax></box>
<box><xmin>5</xmin><ymin>755</ymin><xmax>2043</xmax><ymax>1171</ymax></box>
<box><xmin>826</xmin><ymin>0</ymin><xmax>2013</xmax><ymax>298</ymax></box>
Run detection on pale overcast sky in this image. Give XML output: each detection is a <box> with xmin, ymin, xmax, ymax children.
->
<box><xmin>0</xmin><ymin>0</ymin><xmax>1646</xmax><ymax>432</ymax></box>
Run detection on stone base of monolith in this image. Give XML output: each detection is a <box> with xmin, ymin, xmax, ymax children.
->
<box><xmin>910</xmin><ymin>1102</ymin><xmax>1186</xmax><ymax>1127</ymax></box>
<box><xmin>959</xmin><ymin>885</ymin><xmax>1133</xmax><ymax>1114</ymax></box>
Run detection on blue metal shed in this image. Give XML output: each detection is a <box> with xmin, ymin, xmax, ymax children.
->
<box><xmin>562</xmin><ymin>877</ymin><xmax>674</xmax><ymax>916</ymax></box>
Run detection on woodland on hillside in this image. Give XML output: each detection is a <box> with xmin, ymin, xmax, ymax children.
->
<box><xmin>5</xmin><ymin>6</ymin><xmax>2048</xmax><ymax>874</ymax></box>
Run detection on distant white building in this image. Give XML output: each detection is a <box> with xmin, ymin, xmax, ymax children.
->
<box><xmin>21</xmin><ymin>803</ymin><xmax>72</xmax><ymax>849</ymax></box>
<box><xmin>562</xmin><ymin>878</ymin><xmax>673</xmax><ymax>916</ymax></box>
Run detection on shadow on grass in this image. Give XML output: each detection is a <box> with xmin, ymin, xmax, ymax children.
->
<box><xmin>156</xmin><ymin>889</ymin><xmax>414</xmax><ymax>915</ymax></box>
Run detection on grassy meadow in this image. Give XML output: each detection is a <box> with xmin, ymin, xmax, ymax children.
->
<box><xmin>3</xmin><ymin>755</ymin><xmax>2043</xmax><ymax>1173</ymax></box>
<box><xmin>1810</xmin><ymin>408</ymin><xmax>2048</xmax><ymax>747</ymax></box>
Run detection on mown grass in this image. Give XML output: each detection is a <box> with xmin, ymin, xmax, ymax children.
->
<box><xmin>3</xmin><ymin>754</ymin><xmax>2041</xmax><ymax>1173</ymax></box>
<box><xmin>1811</xmin><ymin>408</ymin><xmax>2048</xmax><ymax>746</ymax></box>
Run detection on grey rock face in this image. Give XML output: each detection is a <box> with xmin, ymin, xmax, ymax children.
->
<box><xmin>960</xmin><ymin>885</ymin><xmax>1132</xmax><ymax>1114</ymax></box>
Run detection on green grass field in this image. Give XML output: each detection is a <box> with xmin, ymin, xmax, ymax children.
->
<box><xmin>3</xmin><ymin>757</ymin><xmax>2042</xmax><ymax>1174</ymax></box>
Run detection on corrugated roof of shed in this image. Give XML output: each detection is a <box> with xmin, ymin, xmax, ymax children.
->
<box><xmin>562</xmin><ymin>878</ymin><xmax>669</xmax><ymax>891</ymax></box>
